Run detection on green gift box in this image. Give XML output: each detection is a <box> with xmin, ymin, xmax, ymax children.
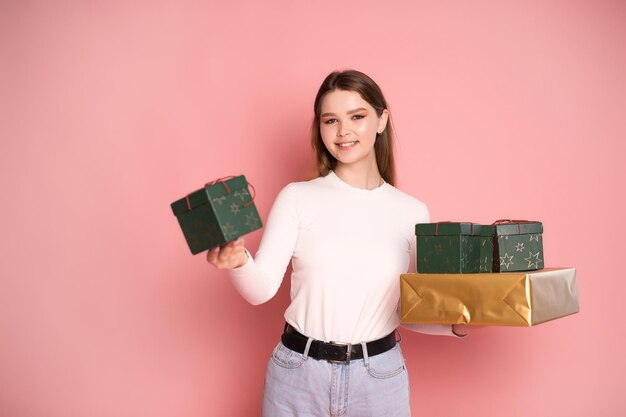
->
<box><xmin>171</xmin><ymin>175</ymin><xmax>262</xmax><ymax>254</ymax></box>
<box><xmin>416</xmin><ymin>222</ymin><xmax>482</xmax><ymax>273</ymax></box>
<box><xmin>479</xmin><ymin>220</ymin><xmax>544</xmax><ymax>272</ymax></box>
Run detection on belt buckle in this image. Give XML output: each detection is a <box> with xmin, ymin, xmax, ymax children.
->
<box><xmin>327</xmin><ymin>341</ymin><xmax>352</xmax><ymax>364</ymax></box>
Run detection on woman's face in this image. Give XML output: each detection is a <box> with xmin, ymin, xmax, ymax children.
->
<box><xmin>319</xmin><ymin>89</ymin><xmax>388</xmax><ymax>169</ymax></box>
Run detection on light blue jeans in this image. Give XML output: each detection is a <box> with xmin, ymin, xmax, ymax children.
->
<box><xmin>262</xmin><ymin>340</ymin><xmax>411</xmax><ymax>417</ymax></box>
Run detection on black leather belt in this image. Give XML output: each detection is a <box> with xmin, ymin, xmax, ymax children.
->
<box><xmin>281</xmin><ymin>323</ymin><xmax>397</xmax><ymax>364</ymax></box>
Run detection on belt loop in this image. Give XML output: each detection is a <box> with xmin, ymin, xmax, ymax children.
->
<box><xmin>302</xmin><ymin>337</ymin><xmax>314</xmax><ymax>360</ymax></box>
<box><xmin>361</xmin><ymin>341</ymin><xmax>370</xmax><ymax>366</ymax></box>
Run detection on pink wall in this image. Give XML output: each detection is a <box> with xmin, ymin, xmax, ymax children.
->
<box><xmin>1</xmin><ymin>1</ymin><xmax>625</xmax><ymax>416</ymax></box>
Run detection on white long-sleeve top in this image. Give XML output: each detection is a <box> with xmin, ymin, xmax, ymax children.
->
<box><xmin>229</xmin><ymin>171</ymin><xmax>455</xmax><ymax>343</ymax></box>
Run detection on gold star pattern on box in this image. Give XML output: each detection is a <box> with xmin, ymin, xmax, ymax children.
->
<box><xmin>222</xmin><ymin>223</ymin><xmax>237</xmax><ymax>240</ymax></box>
<box><xmin>460</xmin><ymin>255</ymin><xmax>468</xmax><ymax>269</ymax></box>
<box><xmin>480</xmin><ymin>256</ymin><xmax>490</xmax><ymax>272</ymax></box>
<box><xmin>233</xmin><ymin>189</ymin><xmax>250</xmax><ymax>201</ymax></box>
<box><xmin>212</xmin><ymin>196</ymin><xmax>227</xmax><ymax>205</ymax></box>
<box><xmin>524</xmin><ymin>251</ymin><xmax>543</xmax><ymax>269</ymax></box>
<box><xmin>245</xmin><ymin>212</ymin><xmax>261</xmax><ymax>230</ymax></box>
<box><xmin>500</xmin><ymin>253</ymin><xmax>515</xmax><ymax>269</ymax></box>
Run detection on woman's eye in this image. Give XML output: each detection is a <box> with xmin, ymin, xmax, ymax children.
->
<box><xmin>323</xmin><ymin>119</ymin><xmax>337</xmax><ymax>124</ymax></box>
<box><xmin>352</xmin><ymin>114</ymin><xmax>365</xmax><ymax>120</ymax></box>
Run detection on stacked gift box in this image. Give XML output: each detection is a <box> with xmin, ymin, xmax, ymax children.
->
<box><xmin>401</xmin><ymin>220</ymin><xmax>579</xmax><ymax>326</ymax></box>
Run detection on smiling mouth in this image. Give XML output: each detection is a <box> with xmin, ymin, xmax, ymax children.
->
<box><xmin>337</xmin><ymin>141</ymin><xmax>359</xmax><ymax>148</ymax></box>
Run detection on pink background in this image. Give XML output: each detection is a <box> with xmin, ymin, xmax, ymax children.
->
<box><xmin>1</xmin><ymin>1</ymin><xmax>625</xmax><ymax>416</ymax></box>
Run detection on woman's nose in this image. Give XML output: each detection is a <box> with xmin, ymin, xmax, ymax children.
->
<box><xmin>337</xmin><ymin>123</ymin><xmax>351</xmax><ymax>137</ymax></box>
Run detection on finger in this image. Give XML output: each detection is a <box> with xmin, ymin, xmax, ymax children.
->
<box><xmin>206</xmin><ymin>246</ymin><xmax>220</xmax><ymax>264</ymax></box>
<box><xmin>223</xmin><ymin>238</ymin><xmax>243</xmax><ymax>250</ymax></box>
<box><xmin>218</xmin><ymin>244</ymin><xmax>234</xmax><ymax>262</ymax></box>
<box><xmin>236</xmin><ymin>247</ymin><xmax>248</xmax><ymax>267</ymax></box>
<box><xmin>226</xmin><ymin>245</ymin><xmax>247</xmax><ymax>267</ymax></box>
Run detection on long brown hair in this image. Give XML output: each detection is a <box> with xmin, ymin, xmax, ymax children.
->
<box><xmin>310</xmin><ymin>69</ymin><xmax>396</xmax><ymax>186</ymax></box>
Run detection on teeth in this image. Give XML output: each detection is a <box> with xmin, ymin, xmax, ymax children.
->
<box><xmin>338</xmin><ymin>141</ymin><xmax>357</xmax><ymax>147</ymax></box>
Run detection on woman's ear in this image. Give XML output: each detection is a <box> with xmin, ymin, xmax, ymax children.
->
<box><xmin>378</xmin><ymin>109</ymin><xmax>389</xmax><ymax>133</ymax></box>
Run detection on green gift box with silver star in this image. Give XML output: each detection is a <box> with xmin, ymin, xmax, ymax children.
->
<box><xmin>170</xmin><ymin>175</ymin><xmax>263</xmax><ymax>255</ymax></box>
<box><xmin>479</xmin><ymin>220</ymin><xmax>544</xmax><ymax>272</ymax></box>
<box><xmin>416</xmin><ymin>222</ymin><xmax>482</xmax><ymax>273</ymax></box>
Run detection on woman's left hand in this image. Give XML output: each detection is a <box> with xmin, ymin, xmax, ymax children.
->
<box><xmin>452</xmin><ymin>324</ymin><xmax>483</xmax><ymax>337</ymax></box>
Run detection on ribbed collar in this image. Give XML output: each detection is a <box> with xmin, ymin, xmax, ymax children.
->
<box><xmin>325</xmin><ymin>171</ymin><xmax>390</xmax><ymax>195</ymax></box>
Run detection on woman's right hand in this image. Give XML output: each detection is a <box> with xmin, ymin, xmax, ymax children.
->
<box><xmin>206</xmin><ymin>237</ymin><xmax>248</xmax><ymax>270</ymax></box>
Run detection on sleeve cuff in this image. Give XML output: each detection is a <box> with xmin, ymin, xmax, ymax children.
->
<box><xmin>232</xmin><ymin>248</ymin><xmax>252</xmax><ymax>270</ymax></box>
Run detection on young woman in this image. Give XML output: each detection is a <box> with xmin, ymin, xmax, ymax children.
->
<box><xmin>207</xmin><ymin>70</ymin><xmax>470</xmax><ymax>417</ymax></box>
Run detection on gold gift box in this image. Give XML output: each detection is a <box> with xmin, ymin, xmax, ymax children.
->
<box><xmin>400</xmin><ymin>268</ymin><xmax>579</xmax><ymax>326</ymax></box>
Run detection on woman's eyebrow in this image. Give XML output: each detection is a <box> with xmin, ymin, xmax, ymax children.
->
<box><xmin>320</xmin><ymin>107</ymin><xmax>368</xmax><ymax>118</ymax></box>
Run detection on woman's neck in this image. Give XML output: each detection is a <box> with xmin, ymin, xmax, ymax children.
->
<box><xmin>334</xmin><ymin>162</ymin><xmax>383</xmax><ymax>190</ymax></box>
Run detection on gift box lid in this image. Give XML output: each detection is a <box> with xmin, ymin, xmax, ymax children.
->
<box><xmin>415</xmin><ymin>222</ymin><xmax>481</xmax><ymax>236</ymax></box>
<box><xmin>480</xmin><ymin>220</ymin><xmax>543</xmax><ymax>236</ymax></box>
<box><xmin>171</xmin><ymin>175</ymin><xmax>249</xmax><ymax>216</ymax></box>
